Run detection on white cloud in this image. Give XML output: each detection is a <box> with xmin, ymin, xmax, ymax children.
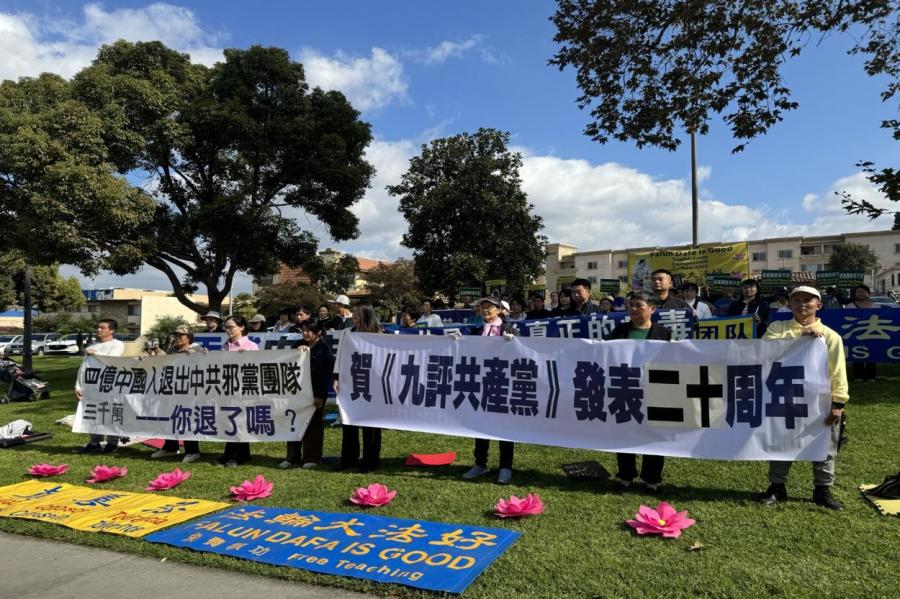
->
<box><xmin>297</xmin><ymin>47</ymin><xmax>408</xmax><ymax>112</ymax></box>
<box><xmin>802</xmin><ymin>193</ymin><xmax>818</xmax><ymax>212</ymax></box>
<box><xmin>0</xmin><ymin>3</ymin><xmax>224</xmax><ymax>81</ymax></box>
<box><xmin>418</xmin><ymin>35</ymin><xmax>484</xmax><ymax>65</ymax></box>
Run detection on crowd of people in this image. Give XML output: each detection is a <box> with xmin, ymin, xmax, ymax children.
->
<box><xmin>70</xmin><ymin>272</ymin><xmax>864</xmax><ymax>511</ymax></box>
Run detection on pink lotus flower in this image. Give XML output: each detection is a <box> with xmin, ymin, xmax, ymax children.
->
<box><xmin>230</xmin><ymin>474</ymin><xmax>273</xmax><ymax>501</ymax></box>
<box><xmin>86</xmin><ymin>465</ymin><xmax>127</xmax><ymax>484</ymax></box>
<box><xmin>350</xmin><ymin>483</ymin><xmax>397</xmax><ymax>507</ymax></box>
<box><xmin>494</xmin><ymin>493</ymin><xmax>545</xmax><ymax>518</ymax></box>
<box><xmin>626</xmin><ymin>501</ymin><xmax>695</xmax><ymax>538</ymax></box>
<box><xmin>27</xmin><ymin>463</ymin><xmax>69</xmax><ymax>477</ymax></box>
<box><xmin>145</xmin><ymin>467</ymin><xmax>191</xmax><ymax>491</ymax></box>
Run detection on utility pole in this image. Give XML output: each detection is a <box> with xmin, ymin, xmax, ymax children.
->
<box><xmin>22</xmin><ymin>266</ymin><xmax>33</xmax><ymax>374</ymax></box>
<box><xmin>691</xmin><ymin>131</ymin><xmax>699</xmax><ymax>248</ymax></box>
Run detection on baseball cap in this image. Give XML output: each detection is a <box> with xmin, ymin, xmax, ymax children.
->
<box><xmin>330</xmin><ymin>294</ymin><xmax>350</xmax><ymax>306</ymax></box>
<box><xmin>789</xmin><ymin>285</ymin><xmax>821</xmax><ymax>300</ymax></box>
<box><xmin>500</xmin><ymin>300</ymin><xmax>511</xmax><ymax>311</ymax></box>
<box><xmin>173</xmin><ymin>325</ymin><xmax>192</xmax><ymax>335</ymax></box>
<box><xmin>249</xmin><ymin>313</ymin><xmax>266</xmax><ymax>323</ymax></box>
<box><xmin>479</xmin><ymin>296</ymin><xmax>503</xmax><ymax>308</ymax></box>
<box><xmin>202</xmin><ymin>311</ymin><xmax>221</xmax><ymax>320</ymax></box>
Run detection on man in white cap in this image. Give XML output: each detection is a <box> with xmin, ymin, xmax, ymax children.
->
<box><xmin>756</xmin><ymin>285</ymin><xmax>848</xmax><ymax>510</ymax></box>
<box><xmin>329</xmin><ymin>294</ymin><xmax>354</xmax><ymax>330</ymax></box>
<box><xmin>202</xmin><ymin>311</ymin><xmax>223</xmax><ymax>332</ymax></box>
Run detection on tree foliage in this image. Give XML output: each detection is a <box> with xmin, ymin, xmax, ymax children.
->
<box><xmin>305</xmin><ymin>253</ymin><xmax>359</xmax><ymax>296</ymax></box>
<box><xmin>67</xmin><ymin>41</ymin><xmax>374</xmax><ymax>314</ymax></box>
<box><xmin>231</xmin><ymin>292</ymin><xmax>257</xmax><ymax>319</ymax></box>
<box><xmin>0</xmin><ymin>253</ymin><xmax>84</xmax><ymax>312</ymax></box>
<box><xmin>255</xmin><ymin>282</ymin><xmax>327</xmax><ymax>318</ymax></box>
<box><xmin>388</xmin><ymin>128</ymin><xmax>546</xmax><ymax>301</ymax></box>
<box><xmin>0</xmin><ymin>74</ymin><xmax>155</xmax><ymax>270</ymax></box>
<box><xmin>146</xmin><ymin>314</ymin><xmax>193</xmax><ymax>344</ymax></box>
<box><xmin>550</xmin><ymin>1</ymin><xmax>899</xmax><ymax>210</ymax></box>
<box><xmin>828</xmin><ymin>242</ymin><xmax>881</xmax><ymax>272</ymax></box>
<box><xmin>364</xmin><ymin>258</ymin><xmax>422</xmax><ymax>319</ymax></box>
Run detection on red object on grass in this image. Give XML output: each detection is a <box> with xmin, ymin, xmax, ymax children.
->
<box><xmin>142</xmin><ymin>439</ymin><xmax>183</xmax><ymax>449</ymax></box>
<box><xmin>403</xmin><ymin>451</ymin><xmax>457</xmax><ymax>466</ymax></box>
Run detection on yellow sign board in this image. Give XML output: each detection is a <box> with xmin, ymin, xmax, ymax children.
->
<box><xmin>0</xmin><ymin>480</ymin><xmax>228</xmax><ymax>537</ymax></box>
<box><xmin>628</xmin><ymin>243</ymin><xmax>750</xmax><ymax>291</ymax></box>
<box><xmin>695</xmin><ymin>315</ymin><xmax>756</xmax><ymax>340</ymax></box>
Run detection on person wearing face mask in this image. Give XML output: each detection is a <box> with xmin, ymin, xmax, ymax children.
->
<box><xmin>727</xmin><ymin>279</ymin><xmax>770</xmax><ymax>336</ymax></box>
<box><xmin>281</xmin><ymin>317</ymin><xmax>333</xmax><ymax>469</ymax></box>
<box><xmin>218</xmin><ymin>315</ymin><xmax>259</xmax><ymax>467</ymax></box>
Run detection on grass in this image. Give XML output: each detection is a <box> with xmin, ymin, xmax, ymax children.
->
<box><xmin>0</xmin><ymin>356</ymin><xmax>897</xmax><ymax>598</ymax></box>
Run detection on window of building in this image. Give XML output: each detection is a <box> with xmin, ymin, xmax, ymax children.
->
<box><xmin>894</xmin><ymin>243</ymin><xmax>900</xmax><ymax>254</ymax></box>
<box><xmin>588</xmin><ymin>276</ymin><xmax>598</xmax><ymax>284</ymax></box>
<box><xmin>87</xmin><ymin>305</ymin><xmax>100</xmax><ymax>313</ymax></box>
<box><xmin>618</xmin><ymin>275</ymin><xmax>628</xmax><ymax>282</ymax></box>
<box><xmin>587</xmin><ymin>261</ymin><xmax>598</xmax><ymax>270</ymax></box>
<box><xmin>752</xmin><ymin>252</ymin><xmax>767</xmax><ymax>262</ymax></box>
<box><xmin>800</xmin><ymin>245</ymin><xmax>820</xmax><ymax>256</ymax></box>
<box><xmin>777</xmin><ymin>249</ymin><xmax>793</xmax><ymax>259</ymax></box>
<box><xmin>800</xmin><ymin>263</ymin><xmax>823</xmax><ymax>272</ymax></box>
<box><xmin>127</xmin><ymin>304</ymin><xmax>141</xmax><ymax>316</ymax></box>
<box><xmin>616</xmin><ymin>260</ymin><xmax>627</xmax><ymax>269</ymax></box>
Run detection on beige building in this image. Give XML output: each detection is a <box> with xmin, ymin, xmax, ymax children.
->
<box><xmin>75</xmin><ymin>288</ymin><xmax>231</xmax><ymax>335</ymax></box>
<box><xmin>546</xmin><ymin>229</ymin><xmax>900</xmax><ymax>294</ymax></box>
<box><xmin>254</xmin><ymin>248</ymin><xmax>389</xmax><ymax>300</ymax></box>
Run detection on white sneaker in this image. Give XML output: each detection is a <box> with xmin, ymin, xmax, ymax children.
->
<box><xmin>616</xmin><ymin>478</ymin><xmax>633</xmax><ymax>488</ymax></box>
<box><xmin>224</xmin><ymin>460</ymin><xmax>238</xmax><ymax>468</ymax></box>
<box><xmin>462</xmin><ymin>465</ymin><xmax>489</xmax><ymax>480</ymax></box>
<box><xmin>182</xmin><ymin>453</ymin><xmax>201</xmax><ymax>464</ymax></box>
<box><xmin>151</xmin><ymin>449</ymin><xmax>179</xmax><ymax>459</ymax></box>
<box><xmin>497</xmin><ymin>468</ymin><xmax>512</xmax><ymax>485</ymax></box>
<box><xmin>278</xmin><ymin>460</ymin><xmax>294</xmax><ymax>469</ymax></box>
<box><xmin>301</xmin><ymin>462</ymin><xmax>320</xmax><ymax>469</ymax></box>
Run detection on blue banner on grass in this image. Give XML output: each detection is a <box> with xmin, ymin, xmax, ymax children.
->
<box><xmin>773</xmin><ymin>307</ymin><xmax>900</xmax><ymax>362</ymax></box>
<box><xmin>145</xmin><ymin>506</ymin><xmax>520</xmax><ymax>594</ymax></box>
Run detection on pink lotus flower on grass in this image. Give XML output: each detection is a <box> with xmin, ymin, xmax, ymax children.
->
<box><xmin>86</xmin><ymin>465</ymin><xmax>127</xmax><ymax>484</ymax></box>
<box><xmin>230</xmin><ymin>474</ymin><xmax>273</xmax><ymax>501</ymax></box>
<box><xmin>494</xmin><ymin>493</ymin><xmax>545</xmax><ymax>518</ymax></box>
<box><xmin>146</xmin><ymin>467</ymin><xmax>191</xmax><ymax>491</ymax></box>
<box><xmin>626</xmin><ymin>501</ymin><xmax>695</xmax><ymax>538</ymax></box>
<box><xmin>28</xmin><ymin>463</ymin><xmax>69</xmax><ymax>477</ymax></box>
<box><xmin>350</xmin><ymin>483</ymin><xmax>397</xmax><ymax>507</ymax></box>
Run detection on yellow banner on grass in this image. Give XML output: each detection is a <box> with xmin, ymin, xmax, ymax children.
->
<box><xmin>628</xmin><ymin>243</ymin><xmax>750</xmax><ymax>291</ymax></box>
<box><xmin>0</xmin><ymin>480</ymin><xmax>227</xmax><ymax>537</ymax></box>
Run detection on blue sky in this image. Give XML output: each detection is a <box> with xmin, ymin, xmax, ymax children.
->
<box><xmin>1</xmin><ymin>1</ymin><xmax>896</xmax><ymax>294</ymax></box>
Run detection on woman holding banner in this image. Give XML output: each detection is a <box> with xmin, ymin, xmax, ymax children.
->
<box><xmin>334</xmin><ymin>304</ymin><xmax>384</xmax><ymax>472</ymax></box>
<box><xmin>845</xmin><ymin>284</ymin><xmax>878</xmax><ymax>382</ymax></box>
<box><xmin>462</xmin><ymin>296</ymin><xmax>519</xmax><ymax>485</ymax></box>
<box><xmin>218</xmin><ymin>315</ymin><xmax>259</xmax><ymax>467</ymax></box>
<box><xmin>609</xmin><ymin>291</ymin><xmax>671</xmax><ymax>491</ymax></box>
<box><xmin>281</xmin><ymin>317</ymin><xmax>333</xmax><ymax>469</ymax></box>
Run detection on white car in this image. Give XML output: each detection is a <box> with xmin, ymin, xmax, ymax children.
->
<box><xmin>0</xmin><ymin>335</ymin><xmax>21</xmax><ymax>354</ymax></box>
<box><xmin>870</xmin><ymin>295</ymin><xmax>900</xmax><ymax>308</ymax></box>
<box><xmin>44</xmin><ymin>333</ymin><xmax>96</xmax><ymax>355</ymax></box>
<box><xmin>7</xmin><ymin>333</ymin><xmax>61</xmax><ymax>355</ymax></box>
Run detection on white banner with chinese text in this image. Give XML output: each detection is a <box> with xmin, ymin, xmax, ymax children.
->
<box><xmin>73</xmin><ymin>350</ymin><xmax>315</xmax><ymax>442</ymax></box>
<box><xmin>336</xmin><ymin>334</ymin><xmax>833</xmax><ymax>461</ymax></box>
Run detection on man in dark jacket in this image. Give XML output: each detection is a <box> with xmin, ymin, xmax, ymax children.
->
<box><xmin>525</xmin><ymin>292</ymin><xmax>553</xmax><ymax>320</ymax></box>
<box><xmin>650</xmin><ymin>269</ymin><xmax>689</xmax><ymax>310</ymax></box>
<box><xmin>571</xmin><ymin>278</ymin><xmax>602</xmax><ymax>315</ymax></box>
<box><xmin>608</xmin><ymin>291</ymin><xmax>671</xmax><ymax>491</ymax></box>
<box><xmin>726</xmin><ymin>278</ymin><xmax>770</xmax><ymax>336</ymax></box>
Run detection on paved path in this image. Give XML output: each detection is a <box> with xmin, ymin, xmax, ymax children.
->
<box><xmin>0</xmin><ymin>532</ymin><xmax>368</xmax><ymax>599</ymax></box>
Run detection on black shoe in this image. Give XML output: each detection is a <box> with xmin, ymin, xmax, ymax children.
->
<box><xmin>812</xmin><ymin>486</ymin><xmax>842</xmax><ymax>510</ymax></box>
<box><xmin>333</xmin><ymin>461</ymin><xmax>358</xmax><ymax>471</ymax></box>
<box><xmin>756</xmin><ymin>483</ymin><xmax>787</xmax><ymax>505</ymax></box>
<box><xmin>77</xmin><ymin>443</ymin><xmax>102</xmax><ymax>454</ymax></box>
<box><xmin>100</xmin><ymin>443</ymin><xmax>118</xmax><ymax>454</ymax></box>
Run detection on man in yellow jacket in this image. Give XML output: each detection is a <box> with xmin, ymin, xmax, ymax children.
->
<box><xmin>756</xmin><ymin>286</ymin><xmax>848</xmax><ymax>510</ymax></box>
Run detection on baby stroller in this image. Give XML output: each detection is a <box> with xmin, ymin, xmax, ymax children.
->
<box><xmin>2</xmin><ymin>362</ymin><xmax>50</xmax><ymax>403</ymax></box>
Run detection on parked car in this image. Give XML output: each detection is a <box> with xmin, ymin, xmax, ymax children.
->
<box><xmin>870</xmin><ymin>295</ymin><xmax>900</xmax><ymax>308</ymax></box>
<box><xmin>7</xmin><ymin>333</ymin><xmax>61</xmax><ymax>355</ymax></box>
<box><xmin>44</xmin><ymin>333</ymin><xmax>96</xmax><ymax>355</ymax></box>
<box><xmin>0</xmin><ymin>335</ymin><xmax>21</xmax><ymax>354</ymax></box>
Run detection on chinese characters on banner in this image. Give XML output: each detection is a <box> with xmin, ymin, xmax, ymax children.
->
<box><xmin>774</xmin><ymin>307</ymin><xmax>900</xmax><ymax>363</ymax></box>
<box><xmin>336</xmin><ymin>333</ymin><xmax>832</xmax><ymax>461</ymax></box>
<box><xmin>0</xmin><ymin>480</ymin><xmax>228</xmax><ymax>537</ymax></box>
<box><xmin>72</xmin><ymin>350</ymin><xmax>315</xmax><ymax>442</ymax></box>
<box><xmin>146</xmin><ymin>506</ymin><xmax>520</xmax><ymax>594</ymax></box>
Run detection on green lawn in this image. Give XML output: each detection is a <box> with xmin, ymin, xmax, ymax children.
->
<box><xmin>0</xmin><ymin>356</ymin><xmax>897</xmax><ymax>597</ymax></box>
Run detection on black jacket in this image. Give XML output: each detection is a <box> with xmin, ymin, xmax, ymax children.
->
<box><xmin>609</xmin><ymin>322</ymin><xmax>671</xmax><ymax>341</ymax></box>
<box><xmin>309</xmin><ymin>339</ymin><xmax>334</xmax><ymax>399</ymax></box>
<box><xmin>726</xmin><ymin>298</ymin><xmax>770</xmax><ymax>335</ymax></box>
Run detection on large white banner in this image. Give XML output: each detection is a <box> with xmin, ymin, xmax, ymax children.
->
<box><xmin>336</xmin><ymin>334</ymin><xmax>833</xmax><ymax>461</ymax></box>
<box><xmin>73</xmin><ymin>350</ymin><xmax>315</xmax><ymax>442</ymax></box>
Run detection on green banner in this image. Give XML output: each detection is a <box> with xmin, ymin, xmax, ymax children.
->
<box><xmin>815</xmin><ymin>270</ymin><xmax>864</xmax><ymax>288</ymax></box>
<box><xmin>598</xmin><ymin>278</ymin><xmax>622</xmax><ymax>294</ymax></box>
<box><xmin>760</xmin><ymin>270</ymin><xmax>791</xmax><ymax>291</ymax></box>
<box><xmin>458</xmin><ymin>287</ymin><xmax>482</xmax><ymax>298</ymax></box>
<box><xmin>706</xmin><ymin>273</ymin><xmax>742</xmax><ymax>293</ymax></box>
<box><xmin>556</xmin><ymin>275</ymin><xmax>576</xmax><ymax>291</ymax></box>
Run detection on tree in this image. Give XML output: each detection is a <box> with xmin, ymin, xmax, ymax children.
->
<box><xmin>231</xmin><ymin>292</ymin><xmax>257</xmax><ymax>319</ymax></box>
<box><xmin>550</xmin><ymin>1</ymin><xmax>899</xmax><ymax>211</ymax></box>
<box><xmin>255</xmin><ymin>282</ymin><xmax>327</xmax><ymax>319</ymax></box>
<box><xmin>147</xmin><ymin>314</ymin><xmax>193</xmax><ymax>345</ymax></box>
<box><xmin>388</xmin><ymin>128</ymin><xmax>547</xmax><ymax>301</ymax></box>
<box><xmin>70</xmin><ymin>41</ymin><xmax>374</xmax><ymax>314</ymax></box>
<box><xmin>0</xmin><ymin>254</ymin><xmax>85</xmax><ymax>312</ymax></box>
<box><xmin>305</xmin><ymin>253</ymin><xmax>359</xmax><ymax>296</ymax></box>
<box><xmin>365</xmin><ymin>258</ymin><xmax>422</xmax><ymax>319</ymax></box>
<box><xmin>828</xmin><ymin>242</ymin><xmax>881</xmax><ymax>272</ymax></box>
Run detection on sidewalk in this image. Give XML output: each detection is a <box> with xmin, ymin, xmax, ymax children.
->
<box><xmin>0</xmin><ymin>532</ymin><xmax>368</xmax><ymax>599</ymax></box>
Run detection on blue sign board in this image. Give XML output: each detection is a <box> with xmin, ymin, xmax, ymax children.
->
<box><xmin>146</xmin><ymin>506</ymin><xmax>520</xmax><ymax>594</ymax></box>
<box><xmin>773</xmin><ymin>307</ymin><xmax>900</xmax><ymax>362</ymax></box>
